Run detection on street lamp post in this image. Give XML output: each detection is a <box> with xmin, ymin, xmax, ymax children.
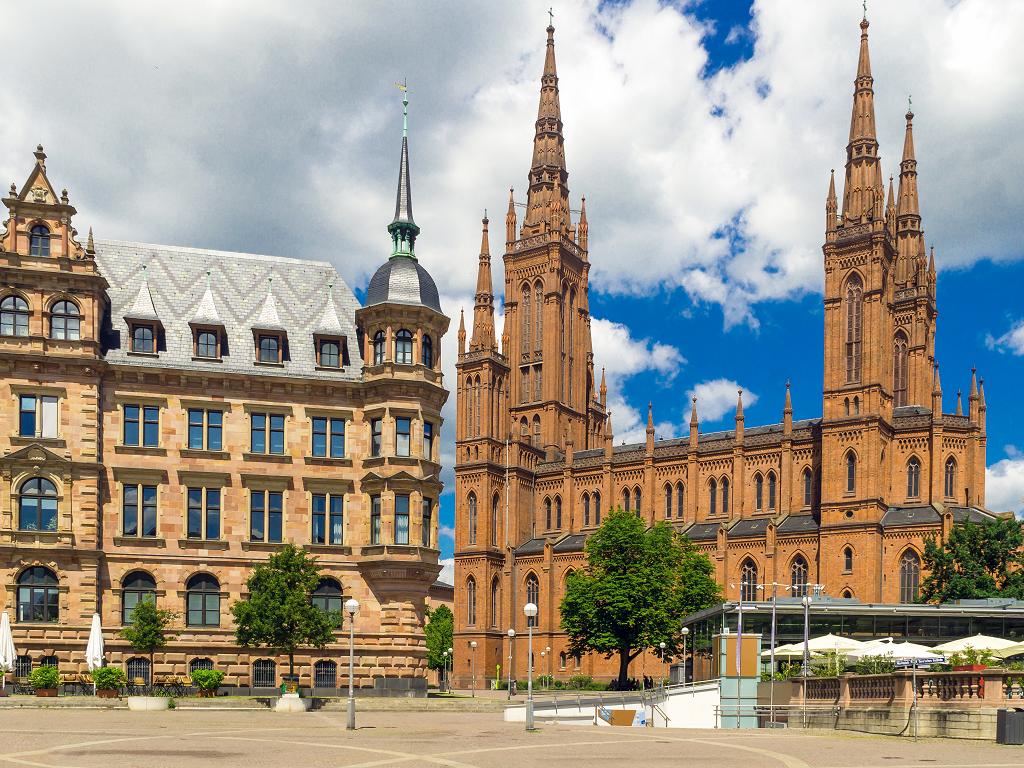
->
<box><xmin>540</xmin><ymin>651</ymin><xmax>546</xmax><ymax>689</ymax></box>
<box><xmin>681</xmin><ymin>627</ymin><xmax>690</xmax><ymax>685</ymax></box>
<box><xmin>524</xmin><ymin>603</ymin><xmax>538</xmax><ymax>730</ymax></box>
<box><xmin>507</xmin><ymin>629</ymin><xmax>515</xmax><ymax>699</ymax></box>
<box><xmin>801</xmin><ymin>594</ymin><xmax>811</xmax><ymax>728</ymax></box>
<box><xmin>345</xmin><ymin>597</ymin><xmax>359</xmax><ymax>731</ymax></box>
<box><xmin>545</xmin><ymin>646</ymin><xmax>551</xmax><ymax>687</ymax></box>
<box><xmin>442</xmin><ymin>650</ymin><xmax>448</xmax><ymax>692</ymax></box>
<box><xmin>470</xmin><ymin>641</ymin><xmax>478</xmax><ymax>698</ymax></box>
<box><xmin>447</xmin><ymin>646</ymin><xmax>453</xmax><ymax>693</ymax></box>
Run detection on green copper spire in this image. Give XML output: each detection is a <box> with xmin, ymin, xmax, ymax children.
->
<box><xmin>388</xmin><ymin>80</ymin><xmax>419</xmax><ymax>259</ymax></box>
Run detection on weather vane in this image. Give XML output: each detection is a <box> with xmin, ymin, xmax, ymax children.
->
<box><xmin>394</xmin><ymin>79</ymin><xmax>409</xmax><ymax>136</ymax></box>
<box><xmin>549</xmin><ymin>7</ymin><xmax>554</xmax><ymax>26</ymax></box>
<box><xmin>908</xmin><ymin>94</ymin><xmax>913</xmax><ymax>111</ymax></box>
<box><xmin>863</xmin><ymin>0</ymin><xmax>867</xmax><ymax>20</ymax></box>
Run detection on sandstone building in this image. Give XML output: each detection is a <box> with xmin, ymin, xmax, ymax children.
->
<box><xmin>0</xmin><ymin>97</ymin><xmax>449</xmax><ymax>693</ymax></box>
<box><xmin>453</xmin><ymin>17</ymin><xmax>996</xmax><ymax>686</ymax></box>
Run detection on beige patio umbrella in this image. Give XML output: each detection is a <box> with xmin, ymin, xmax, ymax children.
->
<box><xmin>761</xmin><ymin>642</ymin><xmax>809</xmax><ymax>660</ymax></box>
<box><xmin>932</xmin><ymin>634</ymin><xmax>1018</xmax><ymax>654</ymax></box>
<box><xmin>993</xmin><ymin>642</ymin><xmax>1024</xmax><ymax>660</ymax></box>
<box><xmin>804</xmin><ymin>634</ymin><xmax>868</xmax><ymax>653</ymax></box>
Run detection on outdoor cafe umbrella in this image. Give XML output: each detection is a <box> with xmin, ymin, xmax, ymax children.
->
<box><xmin>804</xmin><ymin>634</ymin><xmax>868</xmax><ymax>654</ymax></box>
<box><xmin>846</xmin><ymin>640</ymin><xmax>944</xmax><ymax>664</ymax></box>
<box><xmin>993</xmin><ymin>642</ymin><xmax>1024</xmax><ymax>660</ymax></box>
<box><xmin>85</xmin><ymin>613</ymin><xmax>105</xmax><ymax>694</ymax></box>
<box><xmin>761</xmin><ymin>642</ymin><xmax>813</xmax><ymax>660</ymax></box>
<box><xmin>932</xmin><ymin>634</ymin><xmax>1018</xmax><ymax>655</ymax></box>
<box><xmin>0</xmin><ymin>611</ymin><xmax>15</xmax><ymax>693</ymax></box>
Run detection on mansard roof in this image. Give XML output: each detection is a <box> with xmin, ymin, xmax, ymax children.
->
<box><xmin>95</xmin><ymin>239</ymin><xmax>363</xmax><ymax>380</ymax></box>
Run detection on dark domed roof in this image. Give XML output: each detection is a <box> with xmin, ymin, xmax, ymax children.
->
<box><xmin>365</xmin><ymin>256</ymin><xmax>441</xmax><ymax>312</ymax></box>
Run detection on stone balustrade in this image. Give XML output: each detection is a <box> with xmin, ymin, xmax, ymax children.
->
<box><xmin>793</xmin><ymin>669</ymin><xmax>1022</xmax><ymax>709</ymax></box>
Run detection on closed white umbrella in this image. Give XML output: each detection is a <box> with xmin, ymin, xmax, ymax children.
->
<box><xmin>85</xmin><ymin>613</ymin><xmax>104</xmax><ymax>694</ymax></box>
<box><xmin>932</xmin><ymin>634</ymin><xmax>1018</xmax><ymax>654</ymax></box>
<box><xmin>0</xmin><ymin>611</ymin><xmax>16</xmax><ymax>692</ymax></box>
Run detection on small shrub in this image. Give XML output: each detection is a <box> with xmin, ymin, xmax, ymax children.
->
<box><xmin>190</xmin><ymin>668</ymin><xmax>226</xmax><ymax>692</ymax></box>
<box><xmin>948</xmin><ymin>646</ymin><xmax>995</xmax><ymax>668</ymax></box>
<box><xmin>29</xmin><ymin>666</ymin><xmax>61</xmax><ymax>690</ymax></box>
<box><xmin>852</xmin><ymin>655</ymin><xmax>897</xmax><ymax>675</ymax></box>
<box><xmin>91</xmin><ymin>667</ymin><xmax>127</xmax><ymax>690</ymax></box>
<box><xmin>566</xmin><ymin>674</ymin><xmax>594</xmax><ymax>690</ymax></box>
<box><xmin>811</xmin><ymin>650</ymin><xmax>847</xmax><ymax>678</ymax></box>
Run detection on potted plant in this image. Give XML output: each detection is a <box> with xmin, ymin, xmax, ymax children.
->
<box><xmin>91</xmin><ymin>666</ymin><xmax>127</xmax><ymax>698</ymax></box>
<box><xmin>190</xmin><ymin>668</ymin><xmax>225</xmax><ymax>698</ymax></box>
<box><xmin>950</xmin><ymin>646</ymin><xmax>994</xmax><ymax>673</ymax></box>
<box><xmin>29</xmin><ymin>666</ymin><xmax>61</xmax><ymax>697</ymax></box>
<box><xmin>120</xmin><ymin>599</ymin><xmax>178</xmax><ymax>711</ymax></box>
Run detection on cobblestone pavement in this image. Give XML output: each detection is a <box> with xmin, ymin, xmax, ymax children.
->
<box><xmin>0</xmin><ymin>709</ymin><xmax>1021</xmax><ymax>768</ymax></box>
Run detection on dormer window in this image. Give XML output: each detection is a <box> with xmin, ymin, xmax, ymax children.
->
<box><xmin>257</xmin><ymin>333</ymin><xmax>282</xmax><ymax>364</ymax></box>
<box><xmin>130</xmin><ymin>323</ymin><xmax>156</xmax><ymax>354</ymax></box>
<box><xmin>29</xmin><ymin>224</ymin><xmax>50</xmax><ymax>257</ymax></box>
<box><xmin>316</xmin><ymin>336</ymin><xmax>348</xmax><ymax>369</ymax></box>
<box><xmin>194</xmin><ymin>328</ymin><xmax>220</xmax><ymax>359</ymax></box>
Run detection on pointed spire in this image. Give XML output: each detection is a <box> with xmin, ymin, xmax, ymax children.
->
<box><xmin>124</xmin><ymin>265</ymin><xmax>161</xmax><ymax>323</ymax></box>
<box><xmin>841</xmin><ymin>13</ymin><xmax>881</xmax><ymax>224</ymax></box>
<box><xmin>599</xmin><ymin>366</ymin><xmax>607</xmax><ymax>407</ymax></box>
<box><xmin>646</xmin><ymin>402</ymin><xmax>655</xmax><ymax>431</ymax></box>
<box><xmin>690</xmin><ymin>396</ymin><xmax>699</xmax><ymax>427</ymax></box>
<box><xmin>784</xmin><ymin>380</ymin><xmax>793</xmax><ymax>413</ymax></box>
<box><xmin>505</xmin><ymin>187</ymin><xmax>517</xmax><ymax>244</ymax></box>
<box><xmin>522</xmin><ymin>21</ymin><xmax>570</xmax><ymax>235</ymax></box>
<box><xmin>897</xmin><ymin>106</ymin><xmax>921</xmax><ymax>220</ymax></box>
<box><xmin>826</xmin><ymin>169</ymin><xmax>837</xmax><ymax>233</ymax></box>
<box><xmin>969</xmin><ymin>367</ymin><xmax>979</xmax><ymax>423</ymax></box>
<box><xmin>388</xmin><ymin>84</ymin><xmax>420</xmax><ymax>258</ymax></box>
<box><xmin>604</xmin><ymin>410</ymin><xmax>614</xmax><ymax>458</ymax></box>
<box><xmin>471</xmin><ymin>213</ymin><xmax>496</xmax><ymax>351</ymax></box>
<box><xmin>933</xmin><ymin>363</ymin><xmax>942</xmax><ymax>394</ymax></box>
<box><xmin>735</xmin><ymin>389</ymin><xmax>744</xmax><ymax>421</ymax></box>
<box><xmin>457</xmin><ymin>308</ymin><xmax>466</xmax><ymax>356</ymax></box>
<box><xmin>979</xmin><ymin>377</ymin><xmax>987</xmax><ymax>431</ymax></box>
<box><xmin>932</xmin><ymin>363</ymin><xmax>943</xmax><ymax>415</ymax></box>
<box><xmin>956</xmin><ymin>389</ymin><xmax>963</xmax><ymax>416</ymax></box>
<box><xmin>191</xmin><ymin>270</ymin><xmax>224</xmax><ymax>327</ymax></box>
<box><xmin>86</xmin><ymin>226</ymin><xmax>95</xmax><ymax>256</ymax></box>
<box><xmin>783</xmin><ymin>381</ymin><xmax>793</xmax><ymax>434</ymax></box>
<box><xmin>578</xmin><ymin>196</ymin><xmax>588</xmax><ymax>251</ymax></box>
<box><xmin>970</xmin><ymin>367</ymin><xmax>978</xmax><ymax>398</ymax></box>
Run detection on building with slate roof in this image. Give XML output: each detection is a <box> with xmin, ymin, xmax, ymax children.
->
<box><xmin>452</xmin><ymin>17</ymin><xmax>1004</xmax><ymax>687</ymax></box>
<box><xmin>0</xmin><ymin>92</ymin><xmax>448</xmax><ymax>694</ymax></box>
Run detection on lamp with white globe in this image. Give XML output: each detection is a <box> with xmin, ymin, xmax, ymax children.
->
<box><xmin>523</xmin><ymin>602</ymin><xmax>538</xmax><ymax>730</ymax></box>
<box><xmin>345</xmin><ymin>598</ymin><xmax>359</xmax><ymax>730</ymax></box>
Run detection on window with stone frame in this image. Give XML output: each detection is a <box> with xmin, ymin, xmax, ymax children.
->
<box><xmin>29</xmin><ymin>224</ymin><xmax>51</xmax><ymax>256</ymax></box>
<box><xmin>395</xmin><ymin>329</ymin><xmax>414</xmax><ymax>364</ymax></box>
<box><xmin>186</xmin><ymin>487</ymin><xmax>221</xmax><ymax>540</ymax></box>
<box><xmin>250</xmin><ymin>412</ymin><xmax>286</xmax><ymax>455</ymax></box>
<box><xmin>249</xmin><ymin>489</ymin><xmax>283</xmax><ymax>543</ymax></box>
<box><xmin>17</xmin><ymin>477</ymin><xmax>58</xmax><ymax>532</ymax></box>
<box><xmin>121</xmin><ymin>571</ymin><xmax>156</xmax><ymax>625</ymax></box>
<box><xmin>18</xmin><ymin>393</ymin><xmax>59</xmax><ymax>439</ymax></box>
<box><xmin>49</xmin><ymin>299</ymin><xmax>80</xmax><ymax>340</ymax></box>
<box><xmin>370</xmin><ymin>494</ymin><xmax>382</xmax><ymax>544</ymax></box>
<box><xmin>123</xmin><ymin>404</ymin><xmax>160</xmax><ymax>447</ymax></box>
<box><xmin>1</xmin><ymin>294</ymin><xmax>30</xmax><ymax>336</ymax></box>
<box><xmin>122</xmin><ymin>483</ymin><xmax>158</xmax><ymax>538</ymax></box>
<box><xmin>186</xmin><ymin>573</ymin><xmax>220</xmax><ymax>627</ymax></box>
<box><xmin>394</xmin><ymin>494</ymin><xmax>410</xmax><ymax>545</ymax></box>
<box><xmin>466</xmin><ymin>577</ymin><xmax>477</xmax><ymax>626</ymax></box>
<box><xmin>187</xmin><ymin>408</ymin><xmax>223</xmax><ymax>451</ymax></box>
<box><xmin>130</xmin><ymin>322</ymin><xmax>156</xmax><ymax>354</ymax></box>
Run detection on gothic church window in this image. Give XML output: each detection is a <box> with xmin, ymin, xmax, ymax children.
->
<box><xmin>803</xmin><ymin>468</ymin><xmax>813</xmax><ymax>507</ymax></box>
<box><xmin>676</xmin><ymin>483</ymin><xmax>685</xmax><ymax>518</ymax></box>
<box><xmin>721</xmin><ymin>478</ymin><xmax>730</xmax><ymax>516</ymax></box>
<box><xmin>843</xmin><ymin>547</ymin><xmax>854</xmax><ymax>573</ymax></box>
<box><xmin>755</xmin><ymin>474</ymin><xmax>763</xmax><ymax>511</ymax></box>
<box><xmin>622</xmin><ymin>488</ymin><xmax>630</xmax><ymax>513</ymax></box>
<box><xmin>740</xmin><ymin>559</ymin><xmax>758</xmax><ymax>603</ymax></box>
<box><xmin>521</xmin><ymin>285</ymin><xmax>531</xmax><ymax>355</ymax></box>
<box><xmin>845</xmin><ymin>452</ymin><xmax>856</xmax><ymax>494</ymax></box>
<box><xmin>899</xmin><ymin>550</ymin><xmax>921</xmax><ymax>603</ymax></box>
<box><xmin>944</xmin><ymin>457</ymin><xmax>957</xmax><ymax>499</ymax></box>
<box><xmin>906</xmin><ymin>457</ymin><xmax>921</xmax><ymax>498</ymax></box>
<box><xmin>633</xmin><ymin>487</ymin><xmax>642</xmax><ymax>516</ymax></box>
<box><xmin>526</xmin><ymin>573</ymin><xmax>539</xmax><ymax>627</ymax></box>
<box><xmin>534</xmin><ymin>282</ymin><xmax>543</xmax><ymax>352</ymax></box>
<box><xmin>491</xmin><ymin>494</ymin><xmax>499</xmax><ymax>547</ymax></box>
<box><xmin>545</xmin><ymin>497</ymin><xmax>552</xmax><ymax>530</ymax></box>
<box><xmin>893</xmin><ymin>332</ymin><xmax>909</xmax><ymax>407</ymax></box>
<box><xmin>709</xmin><ymin>479</ymin><xmax>717</xmax><ymax>516</ymax></box>
<box><xmin>490</xmin><ymin>577</ymin><xmax>500</xmax><ymax>627</ymax></box>
<box><xmin>582</xmin><ymin>493</ymin><xmax>590</xmax><ymax>526</ymax></box>
<box><xmin>791</xmin><ymin>555</ymin><xmax>808</xmax><ymax>597</ymax></box>
<box><xmin>768</xmin><ymin>472</ymin><xmax>777</xmax><ymax>510</ymax></box>
<box><xmin>845</xmin><ymin>274</ymin><xmax>863</xmax><ymax>383</ymax></box>
<box><xmin>594</xmin><ymin>492</ymin><xmax>602</xmax><ymax>525</ymax></box>
<box><xmin>467</xmin><ymin>577</ymin><xmax>477</xmax><ymax>626</ymax></box>
<box><xmin>664</xmin><ymin>483</ymin><xmax>672</xmax><ymax>518</ymax></box>
<box><xmin>468</xmin><ymin>492</ymin><xmax>477</xmax><ymax>544</ymax></box>
<box><xmin>555</xmin><ymin>496</ymin><xmax>562</xmax><ymax>528</ymax></box>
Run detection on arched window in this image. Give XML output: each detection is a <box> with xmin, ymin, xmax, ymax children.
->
<box><xmin>197</xmin><ymin>330</ymin><xmax>219</xmax><ymax>359</ymax></box>
<box><xmin>121</xmin><ymin>571</ymin><xmax>156</xmax><ymax>625</ymax></box>
<box><xmin>314</xmin><ymin>659</ymin><xmax>338</xmax><ymax>688</ymax></box>
<box><xmin>555</xmin><ymin>496</ymin><xmax>562</xmax><ymax>529</ymax></box>
<box><xmin>466</xmin><ymin>577</ymin><xmax>477</xmax><ymax>626</ymax></box>
<box><xmin>853</xmin><ymin>396</ymin><xmax>860</xmax><ymax>415</ymax></box>
<box><xmin>17</xmin><ymin>566</ymin><xmax>59</xmax><ymax>623</ymax></box>
<box><xmin>664</xmin><ymin>483</ymin><xmax>673</xmax><ymax>518</ymax></box>
<box><xmin>845</xmin><ymin>274</ymin><xmax>863</xmax><ymax>383</ymax></box>
<box><xmin>844</xmin><ymin>397</ymin><xmax>850</xmax><ymax>416</ymax></box>
<box><xmin>521</xmin><ymin>284</ymin><xmax>531</xmax><ymax>355</ymax></box>
<box><xmin>1</xmin><ymin>295</ymin><xmax>30</xmax><ymax>337</ymax></box>
<box><xmin>520</xmin><ymin>417</ymin><xmax>529</xmax><ymax>440</ymax></box>
<box><xmin>906</xmin><ymin>457</ymin><xmax>921</xmax><ymax>498</ymax></box>
<box><xmin>491</xmin><ymin>494</ymin><xmax>499</xmax><ymax>547</ymax></box>
<box><xmin>843</xmin><ymin>547</ymin><xmax>854</xmax><ymax>573</ymax></box>
<box><xmin>18</xmin><ymin>477</ymin><xmax>58</xmax><ymax>532</ymax></box>
<box><xmin>422</xmin><ymin>334</ymin><xmax>433</xmax><ymax>368</ymax></box>
<box><xmin>709</xmin><ymin>478</ymin><xmax>718</xmax><ymax>516</ymax></box>
<box><xmin>622</xmin><ymin>488</ymin><xmax>630</xmax><ymax>512</ymax></box>
<box><xmin>594</xmin><ymin>491</ymin><xmax>602</xmax><ymax>525</ymax></box>
<box><xmin>474</xmin><ymin>376</ymin><xmax>481</xmax><ymax>436</ymax></box>
<box><xmin>559</xmin><ymin>651</ymin><xmax>567</xmax><ymax>670</ymax></box>
<box><xmin>846</xmin><ymin>452</ymin><xmax>856</xmax><ymax>494</ymax></box>
<box><xmin>676</xmin><ymin>483</ymin><xmax>685</xmax><ymax>518</ymax></box>
<box><xmin>803</xmin><ymin>467</ymin><xmax>813</xmax><ymax>507</ymax></box>
<box><xmin>944</xmin><ymin>457</ymin><xmax>957</xmax><ymax>499</ymax></box>
<box><xmin>899</xmin><ymin>550</ymin><xmax>921</xmax><ymax>603</ymax></box>
<box><xmin>525</xmin><ymin>573</ymin><xmax>539</xmax><ymax>627</ymax></box>
<box><xmin>841</xmin><ymin>589</ymin><xmax>853</xmax><ymax>599</ymax></box>
<box><xmin>582</xmin><ymin>493</ymin><xmax>591</xmax><ymax>527</ymax></box>
<box><xmin>754</xmin><ymin>474</ymin><xmax>764</xmax><ymax>511</ymax></box>
<box><xmin>467</xmin><ymin>493</ymin><xmax>477</xmax><ymax>544</ymax></box>
<box><xmin>395</xmin><ymin>329</ymin><xmax>413</xmax><ymax>364</ymax></box>
<box><xmin>186</xmin><ymin>573</ymin><xmax>220</xmax><ymax>627</ymax></box>
<box><xmin>768</xmin><ymin>472</ymin><xmax>777</xmax><ymax>510</ymax></box>
<box><xmin>50</xmin><ymin>300</ymin><xmax>80</xmax><ymax>340</ymax></box>
<box><xmin>490</xmin><ymin>577</ymin><xmax>500</xmax><ymax>628</ymax></box>
<box><xmin>544</xmin><ymin>497</ymin><xmax>552</xmax><ymax>530</ymax></box>
<box><xmin>189</xmin><ymin>657</ymin><xmax>214</xmax><ymax>675</ymax></box>
<box><xmin>740</xmin><ymin>559</ymin><xmax>758</xmax><ymax>603</ymax></box>
<box><xmin>252</xmin><ymin>659</ymin><xmax>276</xmax><ymax>688</ymax></box>
<box><xmin>127</xmin><ymin>657</ymin><xmax>151</xmax><ymax>686</ymax></box>
<box><xmin>29</xmin><ymin>224</ymin><xmax>50</xmax><ymax>257</ymax></box>
<box><xmin>534</xmin><ymin>281</ymin><xmax>543</xmax><ymax>351</ymax></box>
<box><xmin>633</xmin><ymin>487</ymin><xmax>642</xmax><ymax>517</ymax></box>
<box><xmin>133</xmin><ymin>324</ymin><xmax>155</xmax><ymax>354</ymax></box>
<box><xmin>791</xmin><ymin>556</ymin><xmax>809</xmax><ymax>597</ymax></box>
<box><xmin>532</xmin><ymin>415</ymin><xmax>541</xmax><ymax>447</ymax></box>
<box><xmin>312</xmin><ymin>578</ymin><xmax>342</xmax><ymax>617</ymax></box>
<box><xmin>721</xmin><ymin>478</ymin><xmax>730</xmax><ymax>516</ymax></box>
<box><xmin>893</xmin><ymin>332</ymin><xmax>909</xmax><ymax>407</ymax></box>
<box><xmin>372</xmin><ymin>330</ymin><xmax>385</xmax><ymax>364</ymax></box>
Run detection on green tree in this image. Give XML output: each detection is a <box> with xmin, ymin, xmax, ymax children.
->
<box><xmin>424</xmin><ymin>604</ymin><xmax>454</xmax><ymax>672</ymax></box>
<box><xmin>120</xmin><ymin>598</ymin><xmax>177</xmax><ymax>681</ymax></box>
<box><xmin>231</xmin><ymin>544</ymin><xmax>339</xmax><ymax>679</ymax></box>
<box><xmin>560</xmin><ymin>509</ymin><xmax>721</xmax><ymax>687</ymax></box>
<box><xmin>921</xmin><ymin>519</ymin><xmax>1024</xmax><ymax>603</ymax></box>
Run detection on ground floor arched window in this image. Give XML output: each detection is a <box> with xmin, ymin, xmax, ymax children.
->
<box><xmin>314</xmin><ymin>659</ymin><xmax>338</xmax><ymax>688</ymax></box>
<box><xmin>126</xmin><ymin>657</ymin><xmax>151</xmax><ymax>687</ymax></box>
<box><xmin>252</xmin><ymin>659</ymin><xmax>277</xmax><ymax>688</ymax></box>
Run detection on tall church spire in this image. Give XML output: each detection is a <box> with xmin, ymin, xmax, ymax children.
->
<box><xmin>895</xmin><ymin>105</ymin><xmax>924</xmax><ymax>283</ymax></box>
<box><xmin>841</xmin><ymin>14</ymin><xmax>882</xmax><ymax>224</ymax></box>
<box><xmin>471</xmin><ymin>213</ymin><xmax>496</xmax><ymax>351</ymax></box>
<box><xmin>388</xmin><ymin>84</ymin><xmax>420</xmax><ymax>258</ymax></box>
<box><xmin>521</xmin><ymin>21</ymin><xmax>570</xmax><ymax>235</ymax></box>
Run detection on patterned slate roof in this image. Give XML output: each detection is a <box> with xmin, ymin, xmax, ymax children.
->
<box><xmin>881</xmin><ymin>505</ymin><xmax>942</xmax><ymax>527</ymax></box>
<box><xmin>95</xmin><ymin>239</ymin><xmax>364</xmax><ymax>381</ymax></box>
<box><xmin>365</xmin><ymin>256</ymin><xmax>441</xmax><ymax>312</ymax></box>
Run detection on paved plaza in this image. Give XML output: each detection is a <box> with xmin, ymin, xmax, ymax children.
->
<box><xmin>0</xmin><ymin>709</ymin><xmax>1021</xmax><ymax>768</ymax></box>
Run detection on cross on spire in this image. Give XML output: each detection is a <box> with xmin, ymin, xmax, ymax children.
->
<box><xmin>548</xmin><ymin>6</ymin><xmax>554</xmax><ymax>26</ymax></box>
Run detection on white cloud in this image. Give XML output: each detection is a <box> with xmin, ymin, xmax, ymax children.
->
<box><xmin>687</xmin><ymin>378</ymin><xmax>758</xmax><ymax>423</ymax></box>
<box><xmin>986</xmin><ymin>457</ymin><xmax>1024</xmax><ymax>518</ymax></box>
<box><xmin>986</xmin><ymin>319</ymin><xmax>1024</xmax><ymax>355</ymax></box>
<box><xmin>438</xmin><ymin>558</ymin><xmax>454</xmax><ymax>585</ymax></box>
<box><xmin>439</xmin><ymin>525</ymin><xmax>455</xmax><ymax>541</ymax></box>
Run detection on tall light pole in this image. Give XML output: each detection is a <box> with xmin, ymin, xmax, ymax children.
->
<box><xmin>447</xmin><ymin>646</ymin><xmax>453</xmax><ymax>693</ymax></box>
<box><xmin>524</xmin><ymin>602</ymin><xmax>538</xmax><ymax>730</ymax></box>
<box><xmin>540</xmin><ymin>651</ymin><xmax>546</xmax><ymax>689</ymax></box>
<box><xmin>801</xmin><ymin>594</ymin><xmax>812</xmax><ymax>728</ymax></box>
<box><xmin>507</xmin><ymin>629</ymin><xmax>515</xmax><ymax>699</ymax></box>
<box><xmin>757</xmin><ymin>580</ymin><xmax>790</xmax><ymax>727</ymax></box>
<box><xmin>470</xmin><ymin>641</ymin><xmax>478</xmax><ymax>697</ymax></box>
<box><xmin>545</xmin><ymin>645</ymin><xmax>551</xmax><ymax>686</ymax></box>
<box><xmin>681</xmin><ymin>627</ymin><xmax>690</xmax><ymax>685</ymax></box>
<box><xmin>442</xmin><ymin>650</ymin><xmax>449</xmax><ymax>693</ymax></box>
<box><xmin>345</xmin><ymin>597</ymin><xmax>359</xmax><ymax>731</ymax></box>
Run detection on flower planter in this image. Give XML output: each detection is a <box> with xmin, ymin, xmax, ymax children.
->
<box><xmin>197</xmin><ymin>689</ymin><xmax>216</xmax><ymax>698</ymax></box>
<box><xmin>35</xmin><ymin>689</ymin><xmax>58</xmax><ymax>698</ymax></box>
<box><xmin>127</xmin><ymin>695</ymin><xmax>171</xmax><ymax>711</ymax></box>
<box><xmin>96</xmin><ymin>689</ymin><xmax>120</xmax><ymax>699</ymax></box>
<box><xmin>953</xmin><ymin>664</ymin><xmax>987</xmax><ymax>673</ymax></box>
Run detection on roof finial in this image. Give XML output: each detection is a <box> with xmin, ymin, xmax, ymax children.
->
<box><xmin>548</xmin><ymin>6</ymin><xmax>554</xmax><ymax>27</ymax></box>
<box><xmin>86</xmin><ymin>227</ymin><xmax>95</xmax><ymax>255</ymax></box>
<box><xmin>863</xmin><ymin>0</ymin><xmax>867</xmax><ymax>22</ymax></box>
<box><xmin>395</xmin><ymin>80</ymin><xmax>409</xmax><ymax>138</ymax></box>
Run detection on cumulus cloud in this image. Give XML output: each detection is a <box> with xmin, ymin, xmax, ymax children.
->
<box><xmin>985</xmin><ymin>319</ymin><xmax>1024</xmax><ymax>355</ymax></box>
<box><xmin>687</xmin><ymin>378</ymin><xmax>758</xmax><ymax>423</ymax></box>
<box><xmin>438</xmin><ymin>558</ymin><xmax>454</xmax><ymax>585</ymax></box>
<box><xmin>986</xmin><ymin>455</ymin><xmax>1024</xmax><ymax>518</ymax></box>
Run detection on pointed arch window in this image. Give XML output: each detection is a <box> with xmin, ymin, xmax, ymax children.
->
<box><xmin>633</xmin><ymin>487</ymin><xmax>642</xmax><ymax>517</ymax></box>
<box><xmin>594</xmin><ymin>491</ymin><xmax>602</xmax><ymax>525</ymax></box>
<box><xmin>1</xmin><ymin>295</ymin><xmax>30</xmax><ymax>337</ymax></box>
<box><xmin>582</xmin><ymin>493</ymin><xmax>591</xmax><ymax>527</ymax></box>
<box><xmin>944</xmin><ymin>457</ymin><xmax>957</xmax><ymax>499</ymax></box>
<box><xmin>555</xmin><ymin>496</ymin><xmax>562</xmax><ymax>529</ymax></box>
<box><xmin>709</xmin><ymin>478</ymin><xmax>718</xmax><ymax>516</ymax></box>
<box><xmin>791</xmin><ymin>555</ymin><xmax>809</xmax><ymax>597</ymax></box>
<box><xmin>676</xmin><ymin>483</ymin><xmax>685</xmax><ymax>518</ymax></box>
<box><xmin>622</xmin><ymin>487</ymin><xmax>630</xmax><ymax>513</ymax></box>
<box><xmin>534</xmin><ymin>282</ymin><xmax>543</xmax><ymax>352</ymax></box>
<box><xmin>395</xmin><ymin>329</ymin><xmax>413</xmax><ymax>365</ymax></box>
<box><xmin>491</xmin><ymin>494</ymin><xmax>499</xmax><ymax>547</ymax></box>
<box><xmin>767</xmin><ymin>472</ymin><xmax>777</xmax><ymax>510</ymax></box>
<box><xmin>521</xmin><ymin>284</ymin><xmax>531</xmax><ymax>355</ymax></box>
<box><xmin>893</xmin><ymin>332</ymin><xmax>909</xmax><ymax>407</ymax></box>
<box><xmin>907</xmin><ymin>457</ymin><xmax>921</xmax><ymax>499</ymax></box>
<box><xmin>846</xmin><ymin>452</ymin><xmax>856</xmax><ymax>494</ymax></box>
<box><xmin>474</xmin><ymin>376</ymin><xmax>481</xmax><ymax>436</ymax></box>
<box><xmin>544</xmin><ymin>497</ymin><xmax>552</xmax><ymax>530</ymax></box>
<box><xmin>740</xmin><ymin>559</ymin><xmax>758</xmax><ymax>603</ymax></box>
<box><xmin>490</xmin><ymin>577</ymin><xmax>500</xmax><ymax>628</ymax></box>
<box><xmin>803</xmin><ymin>467</ymin><xmax>814</xmax><ymax>507</ymax></box>
<box><xmin>532</xmin><ymin>415</ymin><xmax>541</xmax><ymax>447</ymax></box>
<box><xmin>422</xmin><ymin>334</ymin><xmax>433</xmax><ymax>368</ymax></box>
<box><xmin>50</xmin><ymin>300</ymin><xmax>80</xmax><ymax>340</ymax></box>
<box><xmin>467</xmin><ymin>492</ymin><xmax>477</xmax><ymax>545</ymax></box>
<box><xmin>843</xmin><ymin>546</ymin><xmax>854</xmax><ymax>573</ymax></box>
<box><xmin>29</xmin><ymin>224</ymin><xmax>50</xmax><ymax>257</ymax></box>
<box><xmin>664</xmin><ymin>483</ymin><xmax>673</xmax><ymax>518</ymax></box>
<box><xmin>899</xmin><ymin>550</ymin><xmax>921</xmax><ymax>603</ymax></box>
<box><xmin>845</xmin><ymin>274</ymin><xmax>863</xmax><ymax>383</ymax></box>
<box><xmin>525</xmin><ymin>573</ymin><xmax>539</xmax><ymax>627</ymax></box>
<box><xmin>466</xmin><ymin>577</ymin><xmax>477</xmax><ymax>626</ymax></box>
<box><xmin>721</xmin><ymin>478</ymin><xmax>730</xmax><ymax>516</ymax></box>
<box><xmin>755</xmin><ymin>474</ymin><xmax>764</xmax><ymax>512</ymax></box>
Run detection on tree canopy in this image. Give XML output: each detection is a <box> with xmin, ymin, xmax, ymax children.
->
<box><xmin>121</xmin><ymin>599</ymin><xmax>177</xmax><ymax>667</ymax></box>
<box><xmin>424</xmin><ymin>604</ymin><xmax>454</xmax><ymax>672</ymax></box>
<box><xmin>921</xmin><ymin>518</ymin><xmax>1024</xmax><ymax>603</ymax></box>
<box><xmin>231</xmin><ymin>544</ymin><xmax>338</xmax><ymax>677</ymax></box>
<box><xmin>560</xmin><ymin>509</ymin><xmax>720</xmax><ymax>686</ymax></box>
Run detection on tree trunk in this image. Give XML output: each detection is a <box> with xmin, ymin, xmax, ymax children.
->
<box><xmin>289</xmin><ymin>652</ymin><xmax>295</xmax><ymax>679</ymax></box>
<box><xmin>617</xmin><ymin>649</ymin><xmax>631</xmax><ymax>688</ymax></box>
